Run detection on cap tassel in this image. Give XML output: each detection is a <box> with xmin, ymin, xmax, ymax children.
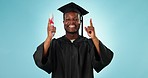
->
<box><xmin>81</xmin><ymin>16</ymin><xmax>83</xmax><ymax>37</ymax></box>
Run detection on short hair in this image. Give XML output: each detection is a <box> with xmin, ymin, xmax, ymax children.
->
<box><xmin>63</xmin><ymin>12</ymin><xmax>81</xmax><ymax>21</ymax></box>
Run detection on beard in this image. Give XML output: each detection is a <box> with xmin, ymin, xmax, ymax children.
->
<box><xmin>65</xmin><ymin>29</ymin><xmax>79</xmax><ymax>34</ymax></box>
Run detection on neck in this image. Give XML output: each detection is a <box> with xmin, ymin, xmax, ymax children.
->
<box><xmin>65</xmin><ymin>32</ymin><xmax>79</xmax><ymax>40</ymax></box>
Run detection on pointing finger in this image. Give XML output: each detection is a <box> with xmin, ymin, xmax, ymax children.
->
<box><xmin>48</xmin><ymin>18</ymin><xmax>51</xmax><ymax>27</ymax></box>
<box><xmin>90</xmin><ymin>18</ymin><xmax>93</xmax><ymax>27</ymax></box>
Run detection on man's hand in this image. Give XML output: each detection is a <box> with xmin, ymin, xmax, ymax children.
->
<box><xmin>85</xmin><ymin>19</ymin><xmax>96</xmax><ymax>39</ymax></box>
<box><xmin>47</xmin><ymin>18</ymin><xmax>56</xmax><ymax>39</ymax></box>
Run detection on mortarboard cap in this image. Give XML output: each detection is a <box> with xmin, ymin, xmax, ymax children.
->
<box><xmin>58</xmin><ymin>2</ymin><xmax>89</xmax><ymax>16</ymax></box>
<box><xmin>58</xmin><ymin>2</ymin><xmax>89</xmax><ymax>36</ymax></box>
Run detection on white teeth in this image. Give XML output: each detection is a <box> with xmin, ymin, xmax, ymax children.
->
<box><xmin>69</xmin><ymin>25</ymin><xmax>75</xmax><ymax>28</ymax></box>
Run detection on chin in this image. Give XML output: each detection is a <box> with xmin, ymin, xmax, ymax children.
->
<box><xmin>66</xmin><ymin>30</ymin><xmax>78</xmax><ymax>34</ymax></box>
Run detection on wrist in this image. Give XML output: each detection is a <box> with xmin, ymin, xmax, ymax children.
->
<box><xmin>44</xmin><ymin>37</ymin><xmax>52</xmax><ymax>44</ymax></box>
<box><xmin>91</xmin><ymin>36</ymin><xmax>97</xmax><ymax>40</ymax></box>
<box><xmin>46</xmin><ymin>36</ymin><xmax>52</xmax><ymax>41</ymax></box>
<box><xmin>91</xmin><ymin>36</ymin><xmax>100</xmax><ymax>42</ymax></box>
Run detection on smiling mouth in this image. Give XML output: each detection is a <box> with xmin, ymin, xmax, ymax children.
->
<box><xmin>69</xmin><ymin>25</ymin><xmax>76</xmax><ymax>28</ymax></box>
<box><xmin>65</xmin><ymin>25</ymin><xmax>78</xmax><ymax>34</ymax></box>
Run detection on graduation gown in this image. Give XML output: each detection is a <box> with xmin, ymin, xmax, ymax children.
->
<box><xmin>33</xmin><ymin>36</ymin><xmax>113</xmax><ymax>78</ymax></box>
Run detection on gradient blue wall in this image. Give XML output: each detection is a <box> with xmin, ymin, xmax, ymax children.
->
<box><xmin>0</xmin><ymin>0</ymin><xmax>148</xmax><ymax>78</ymax></box>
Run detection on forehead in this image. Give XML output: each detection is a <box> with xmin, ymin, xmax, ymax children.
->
<box><xmin>64</xmin><ymin>11</ymin><xmax>80</xmax><ymax>17</ymax></box>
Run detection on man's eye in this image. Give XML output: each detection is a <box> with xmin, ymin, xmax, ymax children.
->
<box><xmin>65</xmin><ymin>19</ymin><xmax>70</xmax><ymax>21</ymax></box>
<box><xmin>73</xmin><ymin>19</ymin><xmax>78</xmax><ymax>21</ymax></box>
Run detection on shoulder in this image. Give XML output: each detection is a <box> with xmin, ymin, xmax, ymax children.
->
<box><xmin>77</xmin><ymin>36</ymin><xmax>94</xmax><ymax>46</ymax></box>
<box><xmin>51</xmin><ymin>36</ymin><xmax>64</xmax><ymax>41</ymax></box>
<box><xmin>51</xmin><ymin>36</ymin><xmax>66</xmax><ymax>44</ymax></box>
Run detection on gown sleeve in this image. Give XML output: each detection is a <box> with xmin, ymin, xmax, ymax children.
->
<box><xmin>33</xmin><ymin>39</ymin><xmax>56</xmax><ymax>74</ymax></box>
<box><xmin>89</xmin><ymin>40</ymin><xmax>114</xmax><ymax>73</ymax></box>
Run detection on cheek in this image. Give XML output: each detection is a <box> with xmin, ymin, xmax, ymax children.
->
<box><xmin>77</xmin><ymin>19</ymin><xmax>81</xmax><ymax>25</ymax></box>
<box><xmin>63</xmin><ymin>22</ymin><xmax>68</xmax><ymax>28</ymax></box>
<box><xmin>76</xmin><ymin>22</ymin><xmax>80</xmax><ymax>26</ymax></box>
<box><xmin>77</xmin><ymin>22</ymin><xmax>80</xmax><ymax>25</ymax></box>
<box><xmin>63</xmin><ymin>21</ymin><xmax>68</xmax><ymax>26</ymax></box>
<box><xmin>63</xmin><ymin>21</ymin><xmax>68</xmax><ymax>29</ymax></box>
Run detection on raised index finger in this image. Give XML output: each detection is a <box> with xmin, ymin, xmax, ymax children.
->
<box><xmin>48</xmin><ymin>18</ymin><xmax>51</xmax><ymax>27</ymax></box>
<box><xmin>90</xmin><ymin>18</ymin><xmax>93</xmax><ymax>27</ymax></box>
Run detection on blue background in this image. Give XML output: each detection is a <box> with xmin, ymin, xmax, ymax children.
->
<box><xmin>0</xmin><ymin>0</ymin><xmax>148</xmax><ymax>78</ymax></box>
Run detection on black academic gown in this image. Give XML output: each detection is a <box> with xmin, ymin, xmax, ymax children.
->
<box><xmin>33</xmin><ymin>36</ymin><xmax>113</xmax><ymax>78</ymax></box>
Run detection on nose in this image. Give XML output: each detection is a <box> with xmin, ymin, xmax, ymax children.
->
<box><xmin>68</xmin><ymin>20</ymin><xmax>76</xmax><ymax>25</ymax></box>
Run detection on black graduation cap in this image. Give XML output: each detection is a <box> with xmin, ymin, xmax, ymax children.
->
<box><xmin>58</xmin><ymin>2</ymin><xmax>89</xmax><ymax>36</ymax></box>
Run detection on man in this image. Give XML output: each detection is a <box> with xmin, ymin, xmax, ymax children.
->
<box><xmin>33</xmin><ymin>2</ymin><xmax>113</xmax><ymax>78</ymax></box>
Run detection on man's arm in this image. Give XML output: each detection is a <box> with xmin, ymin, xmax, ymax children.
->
<box><xmin>85</xmin><ymin>19</ymin><xmax>113</xmax><ymax>72</ymax></box>
<box><xmin>33</xmin><ymin>18</ymin><xmax>56</xmax><ymax>74</ymax></box>
<box><xmin>43</xmin><ymin>37</ymin><xmax>52</xmax><ymax>57</ymax></box>
<box><xmin>85</xmin><ymin>19</ymin><xmax>100</xmax><ymax>55</ymax></box>
<box><xmin>43</xmin><ymin>18</ymin><xmax>56</xmax><ymax>57</ymax></box>
<box><xmin>91</xmin><ymin>37</ymin><xmax>100</xmax><ymax>55</ymax></box>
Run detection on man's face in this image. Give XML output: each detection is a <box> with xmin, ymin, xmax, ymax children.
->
<box><xmin>63</xmin><ymin>12</ymin><xmax>81</xmax><ymax>34</ymax></box>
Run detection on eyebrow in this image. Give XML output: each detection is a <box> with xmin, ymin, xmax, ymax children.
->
<box><xmin>65</xmin><ymin>14</ymin><xmax>79</xmax><ymax>18</ymax></box>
